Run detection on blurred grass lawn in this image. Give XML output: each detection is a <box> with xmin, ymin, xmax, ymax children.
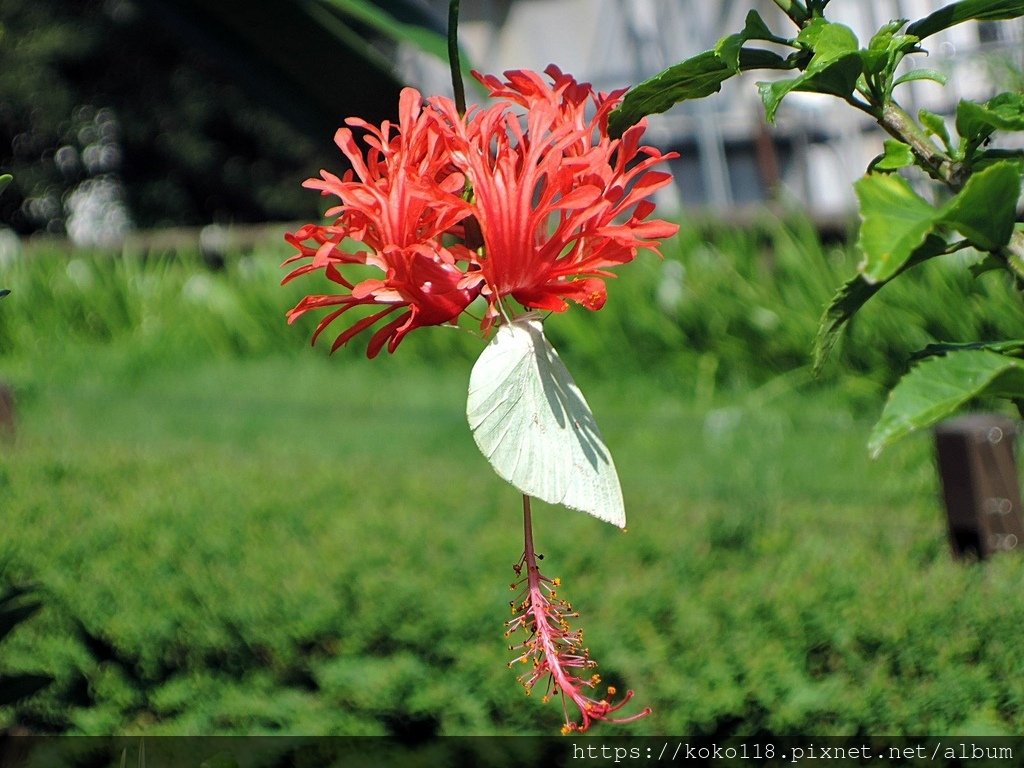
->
<box><xmin>4</xmin><ymin>337</ymin><xmax>1024</xmax><ymax>736</ymax></box>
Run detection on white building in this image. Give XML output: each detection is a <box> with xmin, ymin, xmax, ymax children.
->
<box><xmin>401</xmin><ymin>0</ymin><xmax>1024</xmax><ymax>217</ymax></box>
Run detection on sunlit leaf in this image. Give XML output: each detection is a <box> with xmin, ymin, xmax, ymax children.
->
<box><xmin>869</xmin><ymin>349</ymin><xmax>1024</xmax><ymax>456</ymax></box>
<box><xmin>871</xmin><ymin>139</ymin><xmax>915</xmax><ymax>170</ymax></box>
<box><xmin>937</xmin><ymin>160</ymin><xmax>1023</xmax><ymax>250</ymax></box>
<box><xmin>801</xmin><ymin>18</ymin><xmax>859</xmax><ymax>60</ymax></box>
<box><xmin>758</xmin><ymin>21</ymin><xmax>862</xmax><ymax>122</ymax></box>
<box><xmin>467</xmin><ymin>319</ymin><xmax>625</xmax><ymax>527</ymax></box>
<box><xmin>855</xmin><ymin>173</ymin><xmax>938</xmax><ymax>283</ymax></box>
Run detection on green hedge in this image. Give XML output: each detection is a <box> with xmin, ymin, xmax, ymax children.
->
<box><xmin>2</xmin><ymin>215</ymin><xmax>1022</xmax><ymax>393</ymax></box>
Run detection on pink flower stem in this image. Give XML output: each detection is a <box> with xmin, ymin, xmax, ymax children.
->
<box><xmin>508</xmin><ymin>494</ymin><xmax>651</xmax><ymax>733</ymax></box>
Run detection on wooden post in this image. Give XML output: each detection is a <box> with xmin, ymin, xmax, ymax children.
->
<box><xmin>934</xmin><ymin>414</ymin><xmax>1024</xmax><ymax>560</ymax></box>
<box><xmin>0</xmin><ymin>382</ymin><xmax>14</xmax><ymax>442</ymax></box>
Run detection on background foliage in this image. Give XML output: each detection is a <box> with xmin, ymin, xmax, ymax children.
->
<box><xmin>0</xmin><ymin>0</ymin><xmax>452</xmax><ymax>238</ymax></box>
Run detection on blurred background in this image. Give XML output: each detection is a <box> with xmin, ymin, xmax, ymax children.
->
<box><xmin>2</xmin><ymin>0</ymin><xmax>1024</xmax><ymax>745</ymax></box>
<box><xmin>1</xmin><ymin>0</ymin><xmax>1022</xmax><ymax>247</ymax></box>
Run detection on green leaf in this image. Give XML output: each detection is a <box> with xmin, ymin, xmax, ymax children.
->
<box><xmin>773</xmin><ymin>0</ymin><xmax>810</xmax><ymax>23</ymax></box>
<box><xmin>864</xmin><ymin>21</ymin><xmax>915</xmax><ymax>76</ymax></box>
<box><xmin>319</xmin><ymin>0</ymin><xmax>463</xmax><ymax>71</ymax></box>
<box><xmin>609</xmin><ymin>48</ymin><xmax>792</xmax><ymax>137</ymax></box>
<box><xmin>0</xmin><ymin>673</ymin><xmax>53</xmax><ymax>707</ymax></box>
<box><xmin>814</xmin><ymin>234</ymin><xmax>946</xmax><ymax>372</ymax></box>
<box><xmin>466</xmin><ymin>319</ymin><xmax>625</xmax><ymax>527</ymax></box>
<box><xmin>802</xmin><ymin>18</ymin><xmax>859</xmax><ymax>58</ymax></box>
<box><xmin>0</xmin><ymin>174</ymin><xmax>11</xmax><ymax>195</ymax></box>
<box><xmin>919</xmin><ymin>109</ymin><xmax>954</xmax><ymax>152</ymax></box>
<box><xmin>937</xmin><ymin>160</ymin><xmax>1023</xmax><ymax>250</ymax></box>
<box><xmin>907</xmin><ymin>0</ymin><xmax>1024</xmax><ymax>40</ymax></box>
<box><xmin>956</xmin><ymin>92</ymin><xmax>1024</xmax><ymax>149</ymax></box>
<box><xmin>872</xmin><ymin>139</ymin><xmax>916</xmax><ymax>170</ymax></box>
<box><xmin>855</xmin><ymin>173</ymin><xmax>939</xmax><ymax>282</ymax></box>
<box><xmin>759</xmin><ymin>53</ymin><xmax>862</xmax><ymax>122</ymax></box>
<box><xmin>911</xmin><ymin>339</ymin><xmax>1024</xmax><ymax>360</ymax></box>
<box><xmin>869</xmin><ymin>349</ymin><xmax>1024</xmax><ymax>456</ymax></box>
<box><xmin>869</xmin><ymin>19</ymin><xmax>910</xmax><ymax>49</ymax></box>
<box><xmin>813</xmin><ymin>275</ymin><xmax>885</xmax><ymax>374</ymax></box>
<box><xmin>758</xmin><ymin>21</ymin><xmax>862</xmax><ymax>122</ymax></box>
<box><xmin>894</xmin><ymin>68</ymin><xmax>949</xmax><ymax>87</ymax></box>
<box><xmin>969</xmin><ymin>253</ymin><xmax>1008</xmax><ymax>277</ymax></box>
<box><xmin>716</xmin><ymin>10</ymin><xmax>791</xmax><ymax>71</ymax></box>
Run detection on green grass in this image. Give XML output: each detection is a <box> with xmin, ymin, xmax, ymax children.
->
<box><xmin>3</xmin><ymin>341</ymin><xmax>1024</xmax><ymax>737</ymax></box>
<box><xmin>4</xmin><ymin>218</ymin><xmax>1024</xmax><ymax>737</ymax></box>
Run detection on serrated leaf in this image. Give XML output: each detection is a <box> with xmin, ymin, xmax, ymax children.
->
<box><xmin>872</xmin><ymin>139</ymin><xmax>916</xmax><ymax>170</ymax></box>
<box><xmin>467</xmin><ymin>319</ymin><xmax>624</xmax><ymax>527</ymax></box>
<box><xmin>907</xmin><ymin>0</ymin><xmax>1024</xmax><ymax>40</ymax></box>
<box><xmin>814</xmin><ymin>234</ymin><xmax>946</xmax><ymax>372</ymax></box>
<box><xmin>869</xmin><ymin>349</ymin><xmax>1024</xmax><ymax>456</ymax></box>
<box><xmin>0</xmin><ymin>673</ymin><xmax>53</xmax><ymax>707</ymax></box>
<box><xmin>813</xmin><ymin>274</ymin><xmax>885</xmax><ymax>373</ymax></box>
<box><xmin>938</xmin><ymin>160</ymin><xmax>1023</xmax><ymax>250</ymax></box>
<box><xmin>855</xmin><ymin>173</ymin><xmax>939</xmax><ymax>282</ymax></box>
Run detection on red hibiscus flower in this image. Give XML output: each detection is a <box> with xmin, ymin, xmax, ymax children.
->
<box><xmin>435</xmin><ymin>65</ymin><xmax>678</xmax><ymax>326</ymax></box>
<box><xmin>283</xmin><ymin>89</ymin><xmax>478</xmax><ymax>357</ymax></box>
<box><xmin>285</xmin><ymin>67</ymin><xmax>677</xmax><ymax>352</ymax></box>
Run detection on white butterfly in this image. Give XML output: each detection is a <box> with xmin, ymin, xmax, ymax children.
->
<box><xmin>467</xmin><ymin>318</ymin><xmax>625</xmax><ymax>528</ymax></box>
